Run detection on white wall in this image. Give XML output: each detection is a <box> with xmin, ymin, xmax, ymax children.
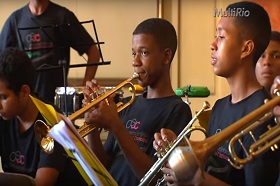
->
<box><xmin>164</xmin><ymin>0</ymin><xmax>236</xmax><ymax>115</ymax></box>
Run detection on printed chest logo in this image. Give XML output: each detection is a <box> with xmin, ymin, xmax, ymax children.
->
<box><xmin>126</xmin><ymin>118</ymin><xmax>141</xmax><ymax>130</ymax></box>
<box><xmin>26</xmin><ymin>32</ymin><xmax>41</xmax><ymax>43</ymax></box>
<box><xmin>126</xmin><ymin>118</ymin><xmax>149</xmax><ymax>146</ymax></box>
<box><xmin>9</xmin><ymin>151</ymin><xmax>25</xmax><ymax>165</ymax></box>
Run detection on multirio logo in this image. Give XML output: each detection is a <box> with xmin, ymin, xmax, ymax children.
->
<box><xmin>214</xmin><ymin>8</ymin><xmax>250</xmax><ymax>17</ymax></box>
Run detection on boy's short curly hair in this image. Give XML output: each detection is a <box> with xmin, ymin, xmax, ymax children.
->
<box><xmin>133</xmin><ymin>18</ymin><xmax>177</xmax><ymax>63</ymax></box>
<box><xmin>227</xmin><ymin>1</ymin><xmax>271</xmax><ymax>65</ymax></box>
<box><xmin>0</xmin><ymin>47</ymin><xmax>36</xmax><ymax>95</ymax></box>
<box><xmin>271</xmin><ymin>31</ymin><xmax>280</xmax><ymax>43</ymax></box>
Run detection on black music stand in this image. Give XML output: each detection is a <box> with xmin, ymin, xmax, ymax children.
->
<box><xmin>17</xmin><ymin>20</ymin><xmax>110</xmax><ymax>116</ymax></box>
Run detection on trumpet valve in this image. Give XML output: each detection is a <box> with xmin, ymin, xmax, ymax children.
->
<box><xmin>168</xmin><ymin>140</ymin><xmax>174</xmax><ymax>148</ymax></box>
<box><xmin>116</xmin><ymin>102</ymin><xmax>124</xmax><ymax>110</ymax></box>
<box><xmin>154</xmin><ymin>141</ymin><xmax>174</xmax><ymax>158</ymax></box>
<box><xmin>160</xmin><ymin>152</ymin><xmax>165</xmax><ymax>158</ymax></box>
<box><xmin>89</xmin><ymin>88</ymin><xmax>106</xmax><ymax>101</ymax></box>
<box><xmin>271</xmin><ymin>144</ymin><xmax>279</xmax><ymax>151</ymax></box>
<box><xmin>156</xmin><ymin>147</ymin><xmax>167</xmax><ymax>158</ymax></box>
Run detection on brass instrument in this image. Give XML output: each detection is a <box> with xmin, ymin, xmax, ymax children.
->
<box><xmin>35</xmin><ymin>73</ymin><xmax>139</xmax><ymax>154</ymax></box>
<box><xmin>138</xmin><ymin>101</ymin><xmax>210</xmax><ymax>186</ymax></box>
<box><xmin>167</xmin><ymin>90</ymin><xmax>280</xmax><ymax>183</ymax></box>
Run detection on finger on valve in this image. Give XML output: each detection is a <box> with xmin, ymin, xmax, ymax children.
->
<box><xmin>161</xmin><ymin>166</ymin><xmax>177</xmax><ymax>184</ymax></box>
<box><xmin>155</xmin><ymin>139</ymin><xmax>172</xmax><ymax>158</ymax></box>
<box><xmin>271</xmin><ymin>76</ymin><xmax>280</xmax><ymax>96</ymax></box>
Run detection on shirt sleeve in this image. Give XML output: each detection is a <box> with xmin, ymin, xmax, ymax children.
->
<box><xmin>0</xmin><ymin>13</ymin><xmax>19</xmax><ymax>51</ymax></box>
<box><xmin>63</xmin><ymin>11</ymin><xmax>95</xmax><ymax>56</ymax></box>
<box><xmin>37</xmin><ymin>141</ymin><xmax>67</xmax><ymax>172</ymax></box>
<box><xmin>165</xmin><ymin>102</ymin><xmax>192</xmax><ymax>136</ymax></box>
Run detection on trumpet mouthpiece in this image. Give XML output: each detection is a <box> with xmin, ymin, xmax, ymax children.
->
<box><xmin>132</xmin><ymin>72</ymin><xmax>139</xmax><ymax>79</ymax></box>
<box><xmin>274</xmin><ymin>89</ymin><xmax>280</xmax><ymax>96</ymax></box>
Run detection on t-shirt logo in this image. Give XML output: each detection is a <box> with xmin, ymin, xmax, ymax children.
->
<box><xmin>26</xmin><ymin>32</ymin><xmax>41</xmax><ymax>43</ymax></box>
<box><xmin>9</xmin><ymin>151</ymin><xmax>24</xmax><ymax>165</ymax></box>
<box><xmin>126</xmin><ymin>118</ymin><xmax>140</xmax><ymax>130</ymax></box>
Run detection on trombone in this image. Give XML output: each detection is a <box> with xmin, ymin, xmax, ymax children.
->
<box><xmin>166</xmin><ymin>90</ymin><xmax>280</xmax><ymax>183</ymax></box>
<box><xmin>35</xmin><ymin>72</ymin><xmax>139</xmax><ymax>154</ymax></box>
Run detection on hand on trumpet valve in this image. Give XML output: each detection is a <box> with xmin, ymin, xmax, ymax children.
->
<box><xmin>153</xmin><ymin>128</ymin><xmax>177</xmax><ymax>158</ymax></box>
<box><xmin>160</xmin><ymin>163</ymin><xmax>178</xmax><ymax>185</ymax></box>
<box><xmin>82</xmin><ymin>79</ymin><xmax>102</xmax><ymax>105</ymax></box>
<box><xmin>84</xmin><ymin>97</ymin><xmax>119</xmax><ymax>131</ymax></box>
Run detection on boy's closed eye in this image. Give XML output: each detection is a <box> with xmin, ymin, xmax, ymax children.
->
<box><xmin>215</xmin><ymin>35</ymin><xmax>225</xmax><ymax>39</ymax></box>
<box><xmin>0</xmin><ymin>95</ymin><xmax>7</xmax><ymax>100</ymax></box>
<box><xmin>272</xmin><ymin>52</ymin><xmax>280</xmax><ymax>59</ymax></box>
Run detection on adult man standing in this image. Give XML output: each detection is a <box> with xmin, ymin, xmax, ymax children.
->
<box><xmin>0</xmin><ymin>0</ymin><xmax>100</xmax><ymax>103</ymax></box>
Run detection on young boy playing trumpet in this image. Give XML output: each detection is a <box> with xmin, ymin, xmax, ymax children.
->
<box><xmin>82</xmin><ymin>18</ymin><xmax>193</xmax><ymax>186</ymax></box>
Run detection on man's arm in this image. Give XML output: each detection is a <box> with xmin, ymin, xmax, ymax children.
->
<box><xmin>35</xmin><ymin>167</ymin><xmax>59</xmax><ymax>186</ymax></box>
<box><xmin>83</xmin><ymin>45</ymin><xmax>100</xmax><ymax>85</ymax></box>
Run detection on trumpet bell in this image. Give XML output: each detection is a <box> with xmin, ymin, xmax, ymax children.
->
<box><xmin>35</xmin><ymin>120</ymin><xmax>54</xmax><ymax>154</ymax></box>
<box><xmin>168</xmin><ymin>146</ymin><xmax>200</xmax><ymax>182</ymax></box>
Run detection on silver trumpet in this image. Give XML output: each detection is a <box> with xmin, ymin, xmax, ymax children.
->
<box><xmin>138</xmin><ymin>101</ymin><xmax>210</xmax><ymax>186</ymax></box>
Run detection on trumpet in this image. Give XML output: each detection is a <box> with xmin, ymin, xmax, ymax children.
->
<box><xmin>139</xmin><ymin>101</ymin><xmax>210</xmax><ymax>186</ymax></box>
<box><xmin>35</xmin><ymin>72</ymin><xmax>139</xmax><ymax>154</ymax></box>
<box><xmin>167</xmin><ymin>90</ymin><xmax>280</xmax><ymax>183</ymax></box>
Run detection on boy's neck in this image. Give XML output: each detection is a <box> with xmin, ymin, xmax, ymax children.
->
<box><xmin>145</xmin><ymin>75</ymin><xmax>175</xmax><ymax>99</ymax></box>
<box><xmin>225</xmin><ymin>56</ymin><xmax>263</xmax><ymax>103</ymax></box>
<box><xmin>227</xmin><ymin>69</ymin><xmax>262</xmax><ymax>103</ymax></box>
<box><xmin>29</xmin><ymin>0</ymin><xmax>49</xmax><ymax>15</ymax></box>
<box><xmin>17</xmin><ymin>98</ymin><xmax>39</xmax><ymax>132</ymax></box>
<box><xmin>229</xmin><ymin>80</ymin><xmax>262</xmax><ymax>103</ymax></box>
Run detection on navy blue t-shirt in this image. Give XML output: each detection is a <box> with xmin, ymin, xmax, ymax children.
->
<box><xmin>0</xmin><ymin>113</ymin><xmax>87</xmax><ymax>186</ymax></box>
<box><xmin>104</xmin><ymin>93</ymin><xmax>192</xmax><ymax>186</ymax></box>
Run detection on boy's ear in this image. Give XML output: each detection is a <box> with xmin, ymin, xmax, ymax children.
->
<box><xmin>164</xmin><ymin>48</ymin><xmax>172</xmax><ymax>65</ymax></box>
<box><xmin>20</xmin><ymin>85</ymin><xmax>31</xmax><ymax>97</ymax></box>
<box><xmin>241</xmin><ymin>40</ymin><xmax>254</xmax><ymax>59</ymax></box>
